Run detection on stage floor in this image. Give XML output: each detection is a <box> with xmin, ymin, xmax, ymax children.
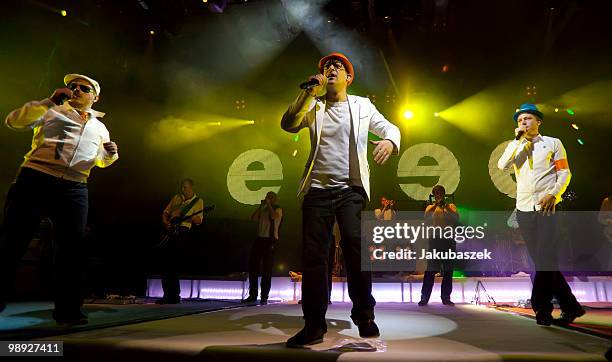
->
<box><xmin>30</xmin><ymin>302</ymin><xmax>611</xmax><ymax>361</ymax></box>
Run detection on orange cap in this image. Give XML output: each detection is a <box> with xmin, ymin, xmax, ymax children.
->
<box><xmin>318</xmin><ymin>52</ymin><xmax>354</xmax><ymax>85</ymax></box>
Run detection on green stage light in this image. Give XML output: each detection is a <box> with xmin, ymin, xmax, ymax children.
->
<box><xmin>293</xmin><ymin>134</ymin><xmax>299</xmax><ymax>142</ymax></box>
<box><xmin>577</xmin><ymin>138</ymin><xmax>584</xmax><ymax>145</ymax></box>
<box><xmin>567</xmin><ymin>108</ymin><xmax>575</xmax><ymax>115</ymax></box>
<box><xmin>453</xmin><ymin>270</ymin><xmax>466</xmax><ymax>278</ymax></box>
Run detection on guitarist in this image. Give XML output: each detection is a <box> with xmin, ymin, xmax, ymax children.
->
<box><xmin>157</xmin><ymin>178</ymin><xmax>204</xmax><ymax>304</ymax></box>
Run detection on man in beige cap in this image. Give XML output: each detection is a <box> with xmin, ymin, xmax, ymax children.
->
<box><xmin>0</xmin><ymin>73</ymin><xmax>118</xmax><ymax>325</ymax></box>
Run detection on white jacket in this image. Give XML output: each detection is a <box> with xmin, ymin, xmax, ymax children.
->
<box><xmin>5</xmin><ymin>98</ymin><xmax>118</xmax><ymax>183</ymax></box>
<box><xmin>282</xmin><ymin>94</ymin><xmax>401</xmax><ymax>199</ymax></box>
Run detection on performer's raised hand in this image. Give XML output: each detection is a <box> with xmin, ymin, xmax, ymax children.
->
<box><xmin>515</xmin><ymin>123</ymin><xmax>527</xmax><ymax>139</ymax></box>
<box><xmin>50</xmin><ymin>88</ymin><xmax>73</xmax><ymax>105</ymax></box>
<box><xmin>305</xmin><ymin>74</ymin><xmax>327</xmax><ymax>98</ymax></box>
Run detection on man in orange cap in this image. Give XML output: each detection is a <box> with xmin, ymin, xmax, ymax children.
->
<box><xmin>282</xmin><ymin>52</ymin><xmax>401</xmax><ymax>346</ymax></box>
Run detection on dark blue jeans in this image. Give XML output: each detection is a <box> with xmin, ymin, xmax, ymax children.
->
<box><xmin>0</xmin><ymin>167</ymin><xmax>88</xmax><ymax>316</ymax></box>
<box><xmin>516</xmin><ymin>211</ymin><xmax>581</xmax><ymax>314</ymax></box>
<box><xmin>301</xmin><ymin>187</ymin><xmax>375</xmax><ymax>329</ymax></box>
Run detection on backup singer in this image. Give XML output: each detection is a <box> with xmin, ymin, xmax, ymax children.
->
<box><xmin>374</xmin><ymin>196</ymin><xmax>396</xmax><ymax>221</ymax></box>
<box><xmin>243</xmin><ymin>191</ymin><xmax>283</xmax><ymax>305</ymax></box>
<box><xmin>418</xmin><ymin>185</ymin><xmax>458</xmax><ymax>306</ymax></box>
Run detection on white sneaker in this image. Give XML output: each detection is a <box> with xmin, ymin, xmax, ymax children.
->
<box><xmin>511</xmin><ymin>271</ymin><xmax>530</xmax><ymax>277</ymax></box>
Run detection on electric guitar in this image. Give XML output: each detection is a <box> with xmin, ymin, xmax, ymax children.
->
<box><xmin>156</xmin><ymin>205</ymin><xmax>215</xmax><ymax>248</ymax></box>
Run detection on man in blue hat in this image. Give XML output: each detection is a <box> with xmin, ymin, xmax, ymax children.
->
<box><xmin>498</xmin><ymin>103</ymin><xmax>585</xmax><ymax>326</ymax></box>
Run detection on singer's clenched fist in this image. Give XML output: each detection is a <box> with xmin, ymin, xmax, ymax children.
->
<box><xmin>305</xmin><ymin>74</ymin><xmax>327</xmax><ymax>97</ymax></box>
<box><xmin>514</xmin><ymin>124</ymin><xmax>527</xmax><ymax>137</ymax></box>
<box><xmin>50</xmin><ymin>88</ymin><xmax>73</xmax><ymax>105</ymax></box>
<box><xmin>103</xmin><ymin>141</ymin><xmax>118</xmax><ymax>155</ymax></box>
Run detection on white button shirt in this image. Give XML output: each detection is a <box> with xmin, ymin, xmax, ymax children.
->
<box><xmin>497</xmin><ymin>134</ymin><xmax>571</xmax><ymax>212</ymax></box>
<box><xmin>5</xmin><ymin>98</ymin><xmax>118</xmax><ymax>183</ymax></box>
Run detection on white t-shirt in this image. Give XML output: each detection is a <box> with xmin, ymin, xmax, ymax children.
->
<box><xmin>257</xmin><ymin>204</ymin><xmax>282</xmax><ymax>239</ymax></box>
<box><xmin>310</xmin><ymin>100</ymin><xmax>362</xmax><ymax>190</ymax></box>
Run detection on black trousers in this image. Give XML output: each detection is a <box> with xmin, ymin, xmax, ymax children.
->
<box><xmin>327</xmin><ymin>241</ymin><xmax>337</xmax><ymax>301</ymax></box>
<box><xmin>516</xmin><ymin>211</ymin><xmax>582</xmax><ymax>314</ymax></box>
<box><xmin>248</xmin><ymin>236</ymin><xmax>276</xmax><ymax>300</ymax></box>
<box><xmin>159</xmin><ymin>227</ymin><xmax>189</xmax><ymax>300</ymax></box>
<box><xmin>301</xmin><ymin>187</ymin><xmax>375</xmax><ymax>329</ymax></box>
<box><xmin>420</xmin><ymin>238</ymin><xmax>455</xmax><ymax>302</ymax></box>
<box><xmin>0</xmin><ymin>167</ymin><xmax>88</xmax><ymax>316</ymax></box>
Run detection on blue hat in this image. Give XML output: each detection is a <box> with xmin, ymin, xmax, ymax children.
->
<box><xmin>513</xmin><ymin>103</ymin><xmax>544</xmax><ymax>121</ymax></box>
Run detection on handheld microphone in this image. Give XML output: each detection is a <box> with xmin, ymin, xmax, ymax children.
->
<box><xmin>515</xmin><ymin>130</ymin><xmax>525</xmax><ymax>141</ymax></box>
<box><xmin>299</xmin><ymin>78</ymin><xmax>319</xmax><ymax>90</ymax></box>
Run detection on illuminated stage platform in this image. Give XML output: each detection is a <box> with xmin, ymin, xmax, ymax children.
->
<box><xmin>37</xmin><ymin>302</ymin><xmax>611</xmax><ymax>361</ymax></box>
<box><xmin>146</xmin><ymin>276</ymin><xmax>612</xmax><ymax>304</ymax></box>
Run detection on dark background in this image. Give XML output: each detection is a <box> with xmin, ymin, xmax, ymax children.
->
<box><xmin>1</xmin><ymin>0</ymin><xmax>610</xmax><ymax>296</ymax></box>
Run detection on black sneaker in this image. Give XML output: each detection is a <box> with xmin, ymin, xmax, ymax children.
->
<box><xmin>535</xmin><ymin>310</ymin><xmax>553</xmax><ymax>326</ymax></box>
<box><xmin>260</xmin><ymin>299</ymin><xmax>268</xmax><ymax>305</ymax></box>
<box><xmin>242</xmin><ymin>296</ymin><xmax>257</xmax><ymax>304</ymax></box>
<box><xmin>442</xmin><ymin>300</ymin><xmax>455</xmax><ymax>306</ymax></box>
<box><xmin>53</xmin><ymin>311</ymin><xmax>88</xmax><ymax>326</ymax></box>
<box><xmin>418</xmin><ymin>300</ymin><xmax>428</xmax><ymax>306</ymax></box>
<box><xmin>357</xmin><ymin>320</ymin><xmax>380</xmax><ymax>338</ymax></box>
<box><xmin>553</xmin><ymin>308</ymin><xmax>586</xmax><ymax>326</ymax></box>
<box><xmin>155</xmin><ymin>297</ymin><xmax>180</xmax><ymax>305</ymax></box>
<box><xmin>286</xmin><ymin>325</ymin><xmax>326</xmax><ymax>347</ymax></box>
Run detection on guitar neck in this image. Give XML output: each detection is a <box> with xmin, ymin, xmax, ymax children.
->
<box><xmin>173</xmin><ymin>206</ymin><xmax>214</xmax><ymax>224</ymax></box>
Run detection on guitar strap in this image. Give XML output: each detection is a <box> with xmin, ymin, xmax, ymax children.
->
<box><xmin>179</xmin><ymin>196</ymin><xmax>201</xmax><ymax>218</ymax></box>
